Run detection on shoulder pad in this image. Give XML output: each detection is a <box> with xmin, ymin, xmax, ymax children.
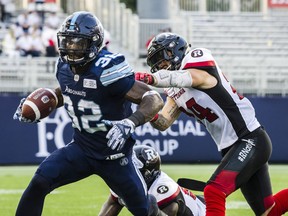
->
<box><xmin>150</xmin><ymin>172</ymin><xmax>179</xmax><ymax>203</ymax></box>
<box><xmin>181</xmin><ymin>47</ymin><xmax>216</xmax><ymax>69</ymax></box>
<box><xmin>97</xmin><ymin>53</ymin><xmax>134</xmax><ymax>86</ymax></box>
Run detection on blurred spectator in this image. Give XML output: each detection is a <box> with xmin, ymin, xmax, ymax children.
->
<box><xmin>41</xmin><ymin>23</ymin><xmax>58</xmax><ymax>57</ymax></box>
<box><xmin>16</xmin><ymin>27</ymin><xmax>44</xmax><ymax>57</ymax></box>
<box><xmin>0</xmin><ymin>0</ymin><xmax>5</xmax><ymax>22</ymax></box>
<box><xmin>5</xmin><ymin>7</ymin><xmax>61</xmax><ymax>58</ymax></box>
<box><xmin>28</xmin><ymin>10</ymin><xmax>42</xmax><ymax>27</ymax></box>
<box><xmin>17</xmin><ymin>10</ymin><xmax>41</xmax><ymax>29</ymax></box>
<box><xmin>16</xmin><ymin>11</ymin><xmax>29</xmax><ymax>28</ymax></box>
<box><xmin>0</xmin><ymin>0</ymin><xmax>14</xmax><ymax>23</ymax></box>
<box><xmin>11</xmin><ymin>22</ymin><xmax>25</xmax><ymax>40</ymax></box>
<box><xmin>45</xmin><ymin>11</ymin><xmax>60</xmax><ymax>29</ymax></box>
<box><xmin>2</xmin><ymin>27</ymin><xmax>20</xmax><ymax>57</ymax></box>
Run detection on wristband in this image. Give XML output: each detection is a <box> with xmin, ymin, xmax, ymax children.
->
<box><xmin>128</xmin><ymin>111</ymin><xmax>146</xmax><ymax>127</ymax></box>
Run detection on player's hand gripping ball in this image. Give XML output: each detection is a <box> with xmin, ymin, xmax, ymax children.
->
<box><xmin>13</xmin><ymin>88</ymin><xmax>58</xmax><ymax>123</ymax></box>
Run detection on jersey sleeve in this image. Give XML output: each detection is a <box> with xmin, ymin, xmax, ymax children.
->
<box><xmin>181</xmin><ymin>48</ymin><xmax>216</xmax><ymax>70</ymax></box>
<box><xmin>99</xmin><ymin>53</ymin><xmax>135</xmax><ymax>97</ymax></box>
<box><xmin>99</xmin><ymin>53</ymin><xmax>134</xmax><ymax>86</ymax></box>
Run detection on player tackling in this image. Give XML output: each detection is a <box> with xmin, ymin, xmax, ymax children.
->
<box><xmin>136</xmin><ymin>32</ymin><xmax>288</xmax><ymax>216</ymax></box>
<box><xmin>13</xmin><ymin>11</ymin><xmax>166</xmax><ymax>216</ymax></box>
<box><xmin>99</xmin><ymin>145</ymin><xmax>206</xmax><ymax>216</ymax></box>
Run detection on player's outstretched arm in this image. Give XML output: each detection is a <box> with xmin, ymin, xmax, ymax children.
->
<box><xmin>103</xmin><ymin>81</ymin><xmax>164</xmax><ymax>151</ymax></box>
<box><xmin>135</xmin><ymin>68</ymin><xmax>217</xmax><ymax>89</ymax></box>
<box><xmin>125</xmin><ymin>81</ymin><xmax>164</xmax><ymax>125</ymax></box>
<box><xmin>135</xmin><ymin>70</ymin><xmax>193</xmax><ymax>88</ymax></box>
<box><xmin>150</xmin><ymin>96</ymin><xmax>181</xmax><ymax>131</ymax></box>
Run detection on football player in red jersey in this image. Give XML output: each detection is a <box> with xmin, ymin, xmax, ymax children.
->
<box><xmin>13</xmin><ymin>11</ymin><xmax>166</xmax><ymax>216</ymax></box>
<box><xmin>99</xmin><ymin>145</ymin><xmax>206</xmax><ymax>216</ymax></box>
<box><xmin>135</xmin><ymin>32</ymin><xmax>288</xmax><ymax>216</ymax></box>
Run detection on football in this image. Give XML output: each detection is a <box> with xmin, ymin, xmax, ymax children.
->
<box><xmin>21</xmin><ymin>88</ymin><xmax>58</xmax><ymax>122</ymax></box>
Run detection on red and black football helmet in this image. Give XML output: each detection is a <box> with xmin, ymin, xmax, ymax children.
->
<box><xmin>57</xmin><ymin>11</ymin><xmax>104</xmax><ymax>66</ymax></box>
<box><xmin>134</xmin><ymin>145</ymin><xmax>161</xmax><ymax>185</ymax></box>
<box><xmin>147</xmin><ymin>32</ymin><xmax>189</xmax><ymax>73</ymax></box>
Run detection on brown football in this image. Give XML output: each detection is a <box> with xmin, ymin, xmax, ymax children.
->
<box><xmin>22</xmin><ymin>88</ymin><xmax>58</xmax><ymax>122</ymax></box>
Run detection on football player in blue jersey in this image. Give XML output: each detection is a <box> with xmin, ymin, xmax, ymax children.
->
<box><xmin>13</xmin><ymin>11</ymin><xmax>166</xmax><ymax>216</ymax></box>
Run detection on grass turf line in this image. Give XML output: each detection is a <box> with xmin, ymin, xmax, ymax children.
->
<box><xmin>0</xmin><ymin>164</ymin><xmax>287</xmax><ymax>216</ymax></box>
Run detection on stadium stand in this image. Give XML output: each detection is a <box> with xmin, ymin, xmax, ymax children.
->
<box><xmin>182</xmin><ymin>12</ymin><xmax>288</xmax><ymax>95</ymax></box>
<box><xmin>0</xmin><ymin>57</ymin><xmax>57</xmax><ymax>94</ymax></box>
<box><xmin>0</xmin><ymin>0</ymin><xmax>288</xmax><ymax>96</ymax></box>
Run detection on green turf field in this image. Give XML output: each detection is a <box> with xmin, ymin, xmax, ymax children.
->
<box><xmin>1</xmin><ymin>164</ymin><xmax>287</xmax><ymax>216</ymax></box>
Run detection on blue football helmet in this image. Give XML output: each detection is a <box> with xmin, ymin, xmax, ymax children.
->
<box><xmin>146</xmin><ymin>33</ymin><xmax>189</xmax><ymax>73</ymax></box>
<box><xmin>57</xmin><ymin>11</ymin><xmax>104</xmax><ymax>66</ymax></box>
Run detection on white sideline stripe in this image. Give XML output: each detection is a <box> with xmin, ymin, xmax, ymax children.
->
<box><xmin>0</xmin><ymin>189</ymin><xmax>62</xmax><ymax>194</ymax></box>
<box><xmin>0</xmin><ymin>189</ymin><xmax>249</xmax><ymax>209</ymax></box>
<box><xmin>226</xmin><ymin>201</ymin><xmax>250</xmax><ymax>209</ymax></box>
<box><xmin>0</xmin><ymin>189</ymin><xmax>23</xmax><ymax>194</ymax></box>
<box><xmin>23</xmin><ymin>100</ymin><xmax>41</xmax><ymax>120</ymax></box>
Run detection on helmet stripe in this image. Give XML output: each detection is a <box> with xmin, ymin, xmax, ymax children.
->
<box><xmin>69</xmin><ymin>12</ymin><xmax>81</xmax><ymax>30</ymax></box>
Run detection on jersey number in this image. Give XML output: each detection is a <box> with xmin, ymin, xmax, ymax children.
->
<box><xmin>180</xmin><ymin>98</ymin><xmax>218</xmax><ymax>123</ymax></box>
<box><xmin>64</xmin><ymin>96</ymin><xmax>107</xmax><ymax>133</ymax></box>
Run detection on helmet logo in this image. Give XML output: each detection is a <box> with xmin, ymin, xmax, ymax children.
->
<box><xmin>169</xmin><ymin>41</ymin><xmax>176</xmax><ymax>48</ymax></box>
<box><xmin>144</xmin><ymin>149</ymin><xmax>158</xmax><ymax>161</ymax></box>
<box><xmin>157</xmin><ymin>185</ymin><xmax>169</xmax><ymax>194</ymax></box>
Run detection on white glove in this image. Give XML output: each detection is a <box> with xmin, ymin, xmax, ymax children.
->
<box><xmin>102</xmin><ymin>119</ymin><xmax>135</xmax><ymax>151</ymax></box>
<box><xmin>13</xmin><ymin>98</ymin><xmax>39</xmax><ymax>123</ymax></box>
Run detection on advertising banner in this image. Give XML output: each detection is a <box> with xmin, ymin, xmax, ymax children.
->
<box><xmin>1</xmin><ymin>95</ymin><xmax>288</xmax><ymax>164</ymax></box>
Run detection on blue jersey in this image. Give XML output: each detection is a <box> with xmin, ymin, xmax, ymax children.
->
<box><xmin>56</xmin><ymin>50</ymin><xmax>135</xmax><ymax>159</ymax></box>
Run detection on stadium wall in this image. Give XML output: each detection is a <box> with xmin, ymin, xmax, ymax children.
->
<box><xmin>1</xmin><ymin>95</ymin><xmax>288</xmax><ymax>164</ymax></box>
